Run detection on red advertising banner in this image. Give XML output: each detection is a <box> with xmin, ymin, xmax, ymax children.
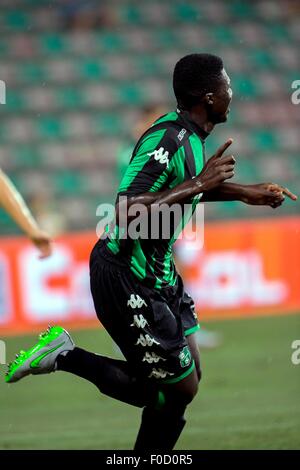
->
<box><xmin>0</xmin><ymin>217</ymin><xmax>299</xmax><ymax>335</ymax></box>
<box><xmin>0</xmin><ymin>232</ymin><xmax>98</xmax><ymax>335</ymax></box>
<box><xmin>176</xmin><ymin>217</ymin><xmax>300</xmax><ymax>320</ymax></box>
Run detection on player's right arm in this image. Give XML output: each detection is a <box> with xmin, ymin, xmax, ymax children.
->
<box><xmin>116</xmin><ymin>138</ymin><xmax>235</xmax><ymax>222</ymax></box>
<box><xmin>0</xmin><ymin>169</ymin><xmax>52</xmax><ymax>258</ymax></box>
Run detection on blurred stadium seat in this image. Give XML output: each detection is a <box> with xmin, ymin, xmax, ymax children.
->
<box><xmin>0</xmin><ymin>0</ymin><xmax>299</xmax><ymax>234</ymax></box>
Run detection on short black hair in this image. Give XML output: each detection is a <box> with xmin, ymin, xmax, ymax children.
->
<box><xmin>173</xmin><ymin>53</ymin><xmax>224</xmax><ymax>110</ymax></box>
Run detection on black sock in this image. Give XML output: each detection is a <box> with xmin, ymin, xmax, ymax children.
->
<box><xmin>134</xmin><ymin>406</ymin><xmax>187</xmax><ymax>451</ymax></box>
<box><xmin>56</xmin><ymin>347</ymin><xmax>158</xmax><ymax>408</ymax></box>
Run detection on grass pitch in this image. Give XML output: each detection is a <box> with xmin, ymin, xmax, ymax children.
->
<box><xmin>0</xmin><ymin>314</ymin><xmax>299</xmax><ymax>449</ymax></box>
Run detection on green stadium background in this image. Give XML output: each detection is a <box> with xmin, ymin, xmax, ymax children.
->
<box><xmin>0</xmin><ymin>0</ymin><xmax>299</xmax><ymax>450</ymax></box>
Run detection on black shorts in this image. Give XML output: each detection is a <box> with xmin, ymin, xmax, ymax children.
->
<box><xmin>89</xmin><ymin>244</ymin><xmax>200</xmax><ymax>384</ymax></box>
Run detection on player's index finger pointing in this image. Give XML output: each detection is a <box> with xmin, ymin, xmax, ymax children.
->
<box><xmin>282</xmin><ymin>187</ymin><xmax>298</xmax><ymax>201</ymax></box>
<box><xmin>215</xmin><ymin>138</ymin><xmax>233</xmax><ymax>158</ymax></box>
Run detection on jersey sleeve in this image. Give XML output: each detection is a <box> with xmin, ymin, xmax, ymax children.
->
<box><xmin>117</xmin><ymin>127</ymin><xmax>179</xmax><ymax>198</ymax></box>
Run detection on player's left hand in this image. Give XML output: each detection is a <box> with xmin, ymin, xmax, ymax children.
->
<box><xmin>30</xmin><ymin>230</ymin><xmax>53</xmax><ymax>259</ymax></box>
<box><xmin>242</xmin><ymin>183</ymin><xmax>297</xmax><ymax>208</ymax></box>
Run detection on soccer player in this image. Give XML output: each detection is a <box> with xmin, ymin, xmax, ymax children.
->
<box><xmin>6</xmin><ymin>54</ymin><xmax>297</xmax><ymax>450</ymax></box>
<box><xmin>0</xmin><ymin>169</ymin><xmax>52</xmax><ymax>258</ymax></box>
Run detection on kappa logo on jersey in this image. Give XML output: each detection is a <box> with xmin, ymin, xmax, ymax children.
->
<box><xmin>135</xmin><ymin>334</ymin><xmax>160</xmax><ymax>347</ymax></box>
<box><xmin>148</xmin><ymin>368</ymin><xmax>175</xmax><ymax>379</ymax></box>
<box><xmin>130</xmin><ymin>314</ymin><xmax>149</xmax><ymax>329</ymax></box>
<box><xmin>179</xmin><ymin>346</ymin><xmax>192</xmax><ymax>368</ymax></box>
<box><xmin>142</xmin><ymin>351</ymin><xmax>166</xmax><ymax>364</ymax></box>
<box><xmin>127</xmin><ymin>294</ymin><xmax>147</xmax><ymax>309</ymax></box>
<box><xmin>148</xmin><ymin>147</ymin><xmax>169</xmax><ymax>167</ymax></box>
<box><xmin>177</xmin><ymin>128</ymin><xmax>187</xmax><ymax>141</ymax></box>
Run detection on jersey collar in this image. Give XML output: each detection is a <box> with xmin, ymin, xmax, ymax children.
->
<box><xmin>176</xmin><ymin>108</ymin><xmax>209</xmax><ymax>141</ymax></box>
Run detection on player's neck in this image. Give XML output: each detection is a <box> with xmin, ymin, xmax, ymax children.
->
<box><xmin>188</xmin><ymin>108</ymin><xmax>215</xmax><ymax>134</ymax></box>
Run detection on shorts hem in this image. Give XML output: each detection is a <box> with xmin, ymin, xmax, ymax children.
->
<box><xmin>159</xmin><ymin>360</ymin><xmax>195</xmax><ymax>384</ymax></box>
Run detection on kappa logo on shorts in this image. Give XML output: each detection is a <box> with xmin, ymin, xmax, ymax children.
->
<box><xmin>127</xmin><ymin>294</ymin><xmax>147</xmax><ymax>309</ymax></box>
<box><xmin>142</xmin><ymin>351</ymin><xmax>166</xmax><ymax>364</ymax></box>
<box><xmin>179</xmin><ymin>346</ymin><xmax>192</xmax><ymax>368</ymax></box>
<box><xmin>148</xmin><ymin>147</ymin><xmax>169</xmax><ymax>167</ymax></box>
<box><xmin>148</xmin><ymin>368</ymin><xmax>175</xmax><ymax>379</ymax></box>
<box><xmin>130</xmin><ymin>314</ymin><xmax>148</xmax><ymax>329</ymax></box>
<box><xmin>135</xmin><ymin>334</ymin><xmax>160</xmax><ymax>347</ymax></box>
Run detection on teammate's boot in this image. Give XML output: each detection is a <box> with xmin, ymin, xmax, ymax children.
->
<box><xmin>5</xmin><ymin>326</ymin><xmax>75</xmax><ymax>383</ymax></box>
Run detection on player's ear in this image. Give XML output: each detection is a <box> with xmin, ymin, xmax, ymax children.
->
<box><xmin>204</xmin><ymin>92</ymin><xmax>214</xmax><ymax>105</ymax></box>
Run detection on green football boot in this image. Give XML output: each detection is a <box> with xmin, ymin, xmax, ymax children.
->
<box><xmin>5</xmin><ymin>326</ymin><xmax>75</xmax><ymax>384</ymax></box>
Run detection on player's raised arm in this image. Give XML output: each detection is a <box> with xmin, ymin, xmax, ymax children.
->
<box><xmin>0</xmin><ymin>169</ymin><xmax>52</xmax><ymax>258</ymax></box>
<box><xmin>202</xmin><ymin>181</ymin><xmax>297</xmax><ymax>207</ymax></box>
<box><xmin>116</xmin><ymin>138</ymin><xmax>235</xmax><ymax>223</ymax></box>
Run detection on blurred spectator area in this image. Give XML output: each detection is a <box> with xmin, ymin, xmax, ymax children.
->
<box><xmin>0</xmin><ymin>0</ymin><xmax>299</xmax><ymax>233</ymax></box>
